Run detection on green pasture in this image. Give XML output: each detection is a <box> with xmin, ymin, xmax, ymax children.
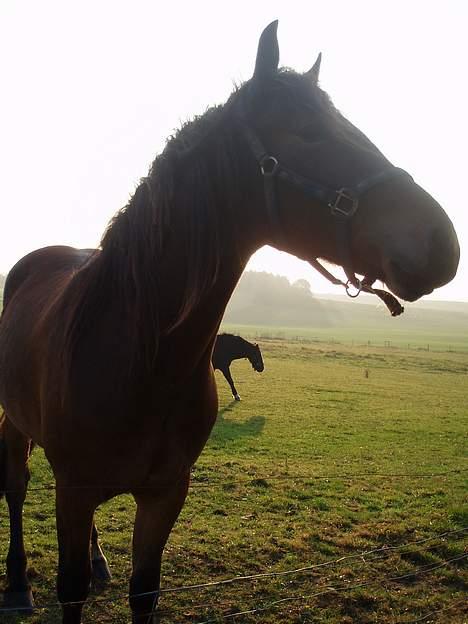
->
<box><xmin>1</xmin><ymin>339</ymin><xmax>467</xmax><ymax>623</ymax></box>
<box><xmin>221</xmin><ymin>323</ymin><xmax>468</xmax><ymax>352</ymax></box>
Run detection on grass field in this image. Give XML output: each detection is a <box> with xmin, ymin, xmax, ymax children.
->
<box><xmin>221</xmin><ymin>323</ymin><xmax>468</xmax><ymax>353</ymax></box>
<box><xmin>1</xmin><ymin>339</ymin><xmax>467</xmax><ymax>623</ymax></box>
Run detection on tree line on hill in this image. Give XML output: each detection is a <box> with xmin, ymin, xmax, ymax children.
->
<box><xmin>223</xmin><ymin>271</ymin><xmax>468</xmax><ymax>333</ymax></box>
<box><xmin>223</xmin><ymin>271</ymin><xmax>335</xmax><ymax>327</ymax></box>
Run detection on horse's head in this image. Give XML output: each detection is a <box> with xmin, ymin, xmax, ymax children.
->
<box><xmin>248</xmin><ymin>343</ymin><xmax>264</xmax><ymax>373</ymax></box>
<box><xmin>241</xmin><ymin>22</ymin><xmax>459</xmax><ymax>303</ymax></box>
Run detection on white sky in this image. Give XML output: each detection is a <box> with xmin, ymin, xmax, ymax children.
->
<box><xmin>1</xmin><ymin>0</ymin><xmax>466</xmax><ymax>301</ymax></box>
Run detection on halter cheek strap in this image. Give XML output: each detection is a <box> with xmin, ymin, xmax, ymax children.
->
<box><xmin>241</xmin><ymin>122</ymin><xmax>410</xmax><ymax>317</ymax></box>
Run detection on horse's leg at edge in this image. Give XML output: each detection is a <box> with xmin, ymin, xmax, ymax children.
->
<box><xmin>221</xmin><ymin>366</ymin><xmax>240</xmax><ymax>401</ymax></box>
<box><xmin>55</xmin><ymin>486</ymin><xmax>97</xmax><ymax>624</ymax></box>
<box><xmin>2</xmin><ymin>417</ymin><xmax>35</xmax><ymax>611</ymax></box>
<box><xmin>91</xmin><ymin>522</ymin><xmax>112</xmax><ymax>583</ymax></box>
<box><xmin>129</xmin><ymin>473</ymin><xmax>190</xmax><ymax>624</ymax></box>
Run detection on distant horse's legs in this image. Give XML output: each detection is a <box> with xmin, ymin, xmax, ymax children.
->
<box><xmin>91</xmin><ymin>522</ymin><xmax>111</xmax><ymax>583</ymax></box>
<box><xmin>55</xmin><ymin>487</ymin><xmax>96</xmax><ymax>624</ymax></box>
<box><xmin>220</xmin><ymin>366</ymin><xmax>240</xmax><ymax>400</ymax></box>
<box><xmin>2</xmin><ymin>418</ymin><xmax>35</xmax><ymax>612</ymax></box>
<box><xmin>129</xmin><ymin>474</ymin><xmax>190</xmax><ymax>624</ymax></box>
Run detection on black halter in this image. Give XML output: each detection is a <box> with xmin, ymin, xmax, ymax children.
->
<box><xmin>240</xmin><ymin>122</ymin><xmax>411</xmax><ymax>316</ymax></box>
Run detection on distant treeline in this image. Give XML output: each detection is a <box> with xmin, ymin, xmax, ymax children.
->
<box><xmin>224</xmin><ymin>271</ymin><xmax>468</xmax><ymax>333</ymax></box>
<box><xmin>223</xmin><ymin>271</ymin><xmax>334</xmax><ymax>327</ymax></box>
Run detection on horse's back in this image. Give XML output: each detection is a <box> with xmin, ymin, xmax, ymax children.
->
<box><xmin>3</xmin><ymin>246</ymin><xmax>95</xmax><ymax>308</ymax></box>
<box><xmin>212</xmin><ymin>334</ymin><xmax>249</xmax><ymax>369</ymax></box>
<box><xmin>1</xmin><ymin>245</ymin><xmax>96</xmax><ymax>357</ymax></box>
<box><xmin>0</xmin><ymin>246</ymin><xmax>97</xmax><ymax>441</ymax></box>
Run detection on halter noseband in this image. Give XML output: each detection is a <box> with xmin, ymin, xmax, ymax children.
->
<box><xmin>241</xmin><ymin>122</ymin><xmax>411</xmax><ymax>316</ymax></box>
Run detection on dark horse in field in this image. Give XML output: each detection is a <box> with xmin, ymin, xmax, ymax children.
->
<box><xmin>0</xmin><ymin>21</ymin><xmax>459</xmax><ymax>624</ymax></box>
<box><xmin>212</xmin><ymin>334</ymin><xmax>264</xmax><ymax>400</ymax></box>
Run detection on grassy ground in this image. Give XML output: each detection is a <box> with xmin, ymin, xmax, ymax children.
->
<box><xmin>221</xmin><ymin>323</ymin><xmax>468</xmax><ymax>352</ymax></box>
<box><xmin>1</xmin><ymin>339</ymin><xmax>467</xmax><ymax>623</ymax></box>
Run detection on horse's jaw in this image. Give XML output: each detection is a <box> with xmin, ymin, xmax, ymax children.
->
<box><xmin>382</xmin><ymin>268</ymin><xmax>434</xmax><ymax>302</ymax></box>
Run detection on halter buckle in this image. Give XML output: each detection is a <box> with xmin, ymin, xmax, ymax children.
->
<box><xmin>260</xmin><ymin>156</ymin><xmax>279</xmax><ymax>177</ymax></box>
<box><xmin>329</xmin><ymin>189</ymin><xmax>359</xmax><ymax>218</ymax></box>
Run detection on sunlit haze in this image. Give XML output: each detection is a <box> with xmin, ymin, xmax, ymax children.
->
<box><xmin>1</xmin><ymin>1</ymin><xmax>466</xmax><ymax>301</ymax></box>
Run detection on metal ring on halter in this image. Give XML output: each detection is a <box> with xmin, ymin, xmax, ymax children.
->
<box><xmin>260</xmin><ymin>156</ymin><xmax>279</xmax><ymax>176</ymax></box>
<box><xmin>345</xmin><ymin>279</ymin><xmax>362</xmax><ymax>298</ymax></box>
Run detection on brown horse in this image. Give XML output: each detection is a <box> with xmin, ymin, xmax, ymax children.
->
<box><xmin>0</xmin><ymin>21</ymin><xmax>459</xmax><ymax>624</ymax></box>
<box><xmin>212</xmin><ymin>333</ymin><xmax>264</xmax><ymax>400</ymax></box>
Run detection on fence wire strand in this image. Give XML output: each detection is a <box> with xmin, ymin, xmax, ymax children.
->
<box><xmin>1</xmin><ymin>526</ymin><xmax>466</xmax><ymax>616</ymax></box>
<box><xmin>398</xmin><ymin>598</ymin><xmax>467</xmax><ymax>623</ymax></box>
<box><xmin>3</xmin><ymin>466</ymin><xmax>466</xmax><ymax>496</ymax></box>
<box><xmin>1</xmin><ymin>453</ymin><xmax>466</xmax><ymax>620</ymax></box>
<box><xmin>193</xmin><ymin>553</ymin><xmax>468</xmax><ymax>624</ymax></box>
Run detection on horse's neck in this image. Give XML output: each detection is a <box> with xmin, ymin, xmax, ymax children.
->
<box><xmin>159</xmin><ymin>264</ymin><xmax>249</xmax><ymax>378</ymax></box>
<box><xmin>232</xmin><ymin>339</ymin><xmax>251</xmax><ymax>361</ymax></box>
<box><xmin>152</xmin><ymin>165</ymin><xmax>265</xmax><ymax>376</ymax></box>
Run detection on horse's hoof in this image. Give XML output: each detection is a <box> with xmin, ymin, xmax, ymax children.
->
<box><xmin>92</xmin><ymin>557</ymin><xmax>112</xmax><ymax>583</ymax></box>
<box><xmin>234</xmin><ymin>394</ymin><xmax>241</xmax><ymax>401</ymax></box>
<box><xmin>2</xmin><ymin>588</ymin><xmax>35</xmax><ymax>614</ymax></box>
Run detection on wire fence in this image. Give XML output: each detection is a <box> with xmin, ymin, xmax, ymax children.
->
<box><xmin>1</xmin><ymin>526</ymin><xmax>466</xmax><ymax>619</ymax></box>
<box><xmin>3</xmin><ymin>466</ymin><xmax>466</xmax><ymax>496</ymax></box>
<box><xmin>1</xmin><ymin>457</ymin><xmax>467</xmax><ymax>620</ymax></box>
<box><xmin>195</xmin><ymin>553</ymin><xmax>468</xmax><ymax>624</ymax></box>
<box><xmin>229</xmin><ymin>329</ymin><xmax>468</xmax><ymax>354</ymax></box>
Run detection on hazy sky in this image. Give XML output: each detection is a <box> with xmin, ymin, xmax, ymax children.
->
<box><xmin>1</xmin><ymin>1</ymin><xmax>466</xmax><ymax>301</ymax></box>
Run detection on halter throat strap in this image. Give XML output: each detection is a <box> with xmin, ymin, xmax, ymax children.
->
<box><xmin>240</xmin><ymin>121</ymin><xmax>409</xmax><ymax>316</ymax></box>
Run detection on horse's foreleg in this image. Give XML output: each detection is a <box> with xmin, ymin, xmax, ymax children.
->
<box><xmin>2</xmin><ymin>418</ymin><xmax>35</xmax><ymax>612</ymax></box>
<box><xmin>129</xmin><ymin>474</ymin><xmax>190</xmax><ymax>624</ymax></box>
<box><xmin>56</xmin><ymin>487</ymin><xmax>96</xmax><ymax>624</ymax></box>
<box><xmin>91</xmin><ymin>522</ymin><xmax>111</xmax><ymax>583</ymax></box>
<box><xmin>221</xmin><ymin>366</ymin><xmax>240</xmax><ymax>400</ymax></box>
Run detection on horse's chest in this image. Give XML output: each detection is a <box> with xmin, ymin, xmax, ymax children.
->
<box><xmin>155</xmin><ymin>378</ymin><xmax>219</xmax><ymax>465</ymax></box>
<box><xmin>51</xmin><ymin>372</ymin><xmax>218</xmax><ymax>488</ymax></box>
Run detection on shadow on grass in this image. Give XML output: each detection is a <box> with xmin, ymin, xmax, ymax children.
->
<box><xmin>209</xmin><ymin>400</ymin><xmax>265</xmax><ymax>444</ymax></box>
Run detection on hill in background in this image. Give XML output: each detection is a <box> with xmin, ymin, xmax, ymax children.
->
<box><xmin>224</xmin><ymin>271</ymin><xmax>468</xmax><ymax>327</ymax></box>
<box><xmin>222</xmin><ymin>272</ymin><xmax>468</xmax><ymax>350</ymax></box>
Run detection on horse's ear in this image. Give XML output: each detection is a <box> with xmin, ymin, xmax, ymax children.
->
<box><xmin>306</xmin><ymin>52</ymin><xmax>322</xmax><ymax>84</ymax></box>
<box><xmin>252</xmin><ymin>21</ymin><xmax>279</xmax><ymax>82</ymax></box>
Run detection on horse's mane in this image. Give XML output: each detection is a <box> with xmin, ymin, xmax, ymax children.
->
<box><xmin>58</xmin><ymin>69</ymin><xmax>356</xmax><ymax>379</ymax></box>
<box><xmin>218</xmin><ymin>333</ymin><xmax>250</xmax><ymax>343</ymax></box>
<box><xmin>218</xmin><ymin>333</ymin><xmax>255</xmax><ymax>349</ymax></box>
<box><xmin>59</xmin><ymin>84</ymin><xmax>256</xmax><ymax>378</ymax></box>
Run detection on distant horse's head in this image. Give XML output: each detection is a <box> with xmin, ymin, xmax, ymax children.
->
<box><xmin>241</xmin><ymin>22</ymin><xmax>459</xmax><ymax>303</ymax></box>
<box><xmin>248</xmin><ymin>343</ymin><xmax>264</xmax><ymax>373</ymax></box>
